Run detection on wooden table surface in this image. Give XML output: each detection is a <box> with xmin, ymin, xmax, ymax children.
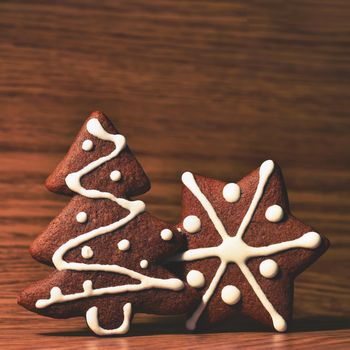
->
<box><xmin>0</xmin><ymin>1</ymin><xmax>349</xmax><ymax>349</ymax></box>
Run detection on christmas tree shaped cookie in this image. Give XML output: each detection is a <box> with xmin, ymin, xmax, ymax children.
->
<box><xmin>18</xmin><ymin>112</ymin><xmax>198</xmax><ymax>335</ymax></box>
<box><xmin>170</xmin><ymin>160</ymin><xmax>329</xmax><ymax>332</ymax></box>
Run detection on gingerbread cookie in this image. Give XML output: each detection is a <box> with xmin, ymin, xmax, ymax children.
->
<box><xmin>170</xmin><ymin>160</ymin><xmax>329</xmax><ymax>332</ymax></box>
<box><xmin>18</xmin><ymin>112</ymin><xmax>199</xmax><ymax>335</ymax></box>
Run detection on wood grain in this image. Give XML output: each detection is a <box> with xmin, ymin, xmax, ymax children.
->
<box><xmin>0</xmin><ymin>0</ymin><xmax>349</xmax><ymax>348</ymax></box>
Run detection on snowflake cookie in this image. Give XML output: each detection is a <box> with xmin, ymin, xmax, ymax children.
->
<box><xmin>170</xmin><ymin>160</ymin><xmax>329</xmax><ymax>332</ymax></box>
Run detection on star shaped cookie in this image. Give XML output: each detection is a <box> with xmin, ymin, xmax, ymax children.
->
<box><xmin>170</xmin><ymin>160</ymin><xmax>329</xmax><ymax>332</ymax></box>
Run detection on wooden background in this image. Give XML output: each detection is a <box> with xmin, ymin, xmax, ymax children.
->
<box><xmin>0</xmin><ymin>0</ymin><xmax>349</xmax><ymax>349</ymax></box>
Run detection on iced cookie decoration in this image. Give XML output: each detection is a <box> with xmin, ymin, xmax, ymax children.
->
<box><xmin>18</xmin><ymin>111</ymin><xmax>199</xmax><ymax>336</ymax></box>
<box><xmin>170</xmin><ymin>160</ymin><xmax>329</xmax><ymax>332</ymax></box>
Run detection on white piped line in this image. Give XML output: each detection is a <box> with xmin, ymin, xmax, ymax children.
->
<box><xmin>86</xmin><ymin>303</ymin><xmax>132</xmax><ymax>335</ymax></box>
<box><xmin>182</xmin><ymin>172</ymin><xmax>229</xmax><ymax>239</ymax></box>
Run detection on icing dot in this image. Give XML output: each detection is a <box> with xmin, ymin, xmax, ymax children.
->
<box><xmin>117</xmin><ymin>239</ymin><xmax>130</xmax><ymax>251</ymax></box>
<box><xmin>221</xmin><ymin>285</ymin><xmax>241</xmax><ymax>305</ymax></box>
<box><xmin>183</xmin><ymin>215</ymin><xmax>201</xmax><ymax>234</ymax></box>
<box><xmin>160</xmin><ymin>228</ymin><xmax>173</xmax><ymax>241</ymax></box>
<box><xmin>259</xmin><ymin>259</ymin><xmax>279</xmax><ymax>278</ymax></box>
<box><xmin>140</xmin><ymin>260</ymin><xmax>148</xmax><ymax>269</ymax></box>
<box><xmin>177</xmin><ymin>227</ymin><xmax>182</xmax><ymax>232</ymax></box>
<box><xmin>76</xmin><ymin>211</ymin><xmax>88</xmax><ymax>223</ymax></box>
<box><xmin>186</xmin><ymin>270</ymin><xmax>205</xmax><ymax>289</ymax></box>
<box><xmin>265</xmin><ymin>205</ymin><xmax>284</xmax><ymax>222</ymax></box>
<box><xmin>82</xmin><ymin>139</ymin><xmax>94</xmax><ymax>151</ymax></box>
<box><xmin>83</xmin><ymin>280</ymin><xmax>93</xmax><ymax>293</ymax></box>
<box><xmin>110</xmin><ymin>170</ymin><xmax>122</xmax><ymax>182</ymax></box>
<box><xmin>223</xmin><ymin>183</ymin><xmax>241</xmax><ymax>203</ymax></box>
<box><xmin>81</xmin><ymin>246</ymin><xmax>94</xmax><ymax>259</ymax></box>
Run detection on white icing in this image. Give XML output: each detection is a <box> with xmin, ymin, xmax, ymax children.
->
<box><xmin>86</xmin><ymin>303</ymin><xmax>132</xmax><ymax>335</ymax></box>
<box><xmin>183</xmin><ymin>215</ymin><xmax>201</xmax><ymax>234</ymax></box>
<box><xmin>221</xmin><ymin>285</ymin><xmax>241</xmax><ymax>305</ymax></box>
<box><xmin>76</xmin><ymin>211</ymin><xmax>88</xmax><ymax>223</ymax></box>
<box><xmin>182</xmin><ymin>172</ymin><xmax>228</xmax><ymax>239</ymax></box>
<box><xmin>265</xmin><ymin>205</ymin><xmax>284</xmax><ymax>223</ymax></box>
<box><xmin>186</xmin><ymin>270</ymin><xmax>205</xmax><ymax>289</ymax></box>
<box><xmin>82</xmin><ymin>139</ymin><xmax>94</xmax><ymax>151</ymax></box>
<box><xmin>160</xmin><ymin>229</ymin><xmax>173</xmax><ymax>241</ymax></box>
<box><xmin>117</xmin><ymin>239</ymin><xmax>130</xmax><ymax>251</ymax></box>
<box><xmin>173</xmin><ymin>160</ymin><xmax>321</xmax><ymax>332</ymax></box>
<box><xmin>110</xmin><ymin>170</ymin><xmax>121</xmax><ymax>182</ymax></box>
<box><xmin>35</xmin><ymin>118</ymin><xmax>184</xmax><ymax>335</ymax></box>
<box><xmin>140</xmin><ymin>260</ymin><xmax>148</xmax><ymax>269</ymax></box>
<box><xmin>223</xmin><ymin>183</ymin><xmax>240</xmax><ymax>203</ymax></box>
<box><xmin>81</xmin><ymin>246</ymin><xmax>93</xmax><ymax>259</ymax></box>
<box><xmin>177</xmin><ymin>227</ymin><xmax>182</xmax><ymax>232</ymax></box>
<box><xmin>259</xmin><ymin>259</ymin><xmax>279</xmax><ymax>279</ymax></box>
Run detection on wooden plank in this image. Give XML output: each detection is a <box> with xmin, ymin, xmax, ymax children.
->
<box><xmin>0</xmin><ymin>1</ymin><xmax>349</xmax><ymax>348</ymax></box>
